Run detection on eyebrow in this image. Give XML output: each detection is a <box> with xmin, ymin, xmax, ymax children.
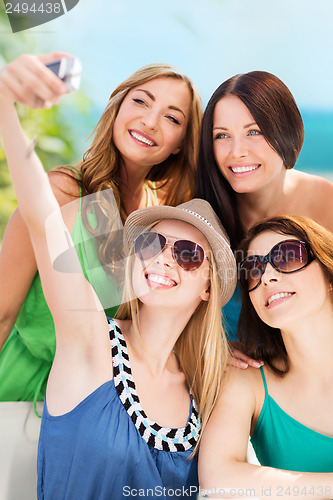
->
<box><xmin>136</xmin><ymin>89</ymin><xmax>155</xmax><ymax>101</ymax></box>
<box><xmin>151</xmin><ymin>230</ymin><xmax>188</xmax><ymax>241</ymax></box>
<box><xmin>134</xmin><ymin>89</ymin><xmax>186</xmax><ymax>118</ymax></box>
<box><xmin>213</xmin><ymin>122</ymin><xmax>258</xmax><ymax>131</ymax></box>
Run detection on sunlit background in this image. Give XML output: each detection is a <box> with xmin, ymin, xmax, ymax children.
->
<box><xmin>0</xmin><ymin>0</ymin><xmax>332</xmax><ymax>238</ymax></box>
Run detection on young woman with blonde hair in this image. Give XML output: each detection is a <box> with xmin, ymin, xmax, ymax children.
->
<box><xmin>199</xmin><ymin>215</ymin><xmax>333</xmax><ymax>498</ymax></box>
<box><xmin>0</xmin><ymin>83</ymin><xmax>236</xmax><ymax>496</ymax></box>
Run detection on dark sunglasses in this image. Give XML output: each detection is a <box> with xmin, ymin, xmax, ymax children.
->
<box><xmin>239</xmin><ymin>239</ymin><xmax>315</xmax><ymax>292</ymax></box>
<box><xmin>134</xmin><ymin>232</ymin><xmax>210</xmax><ymax>271</ymax></box>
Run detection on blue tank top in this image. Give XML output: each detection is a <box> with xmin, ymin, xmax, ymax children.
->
<box><xmin>251</xmin><ymin>367</ymin><xmax>333</xmax><ymax>472</ymax></box>
<box><xmin>37</xmin><ymin>319</ymin><xmax>200</xmax><ymax>499</ymax></box>
<box><xmin>222</xmin><ymin>285</ymin><xmax>242</xmax><ymax>341</ymax></box>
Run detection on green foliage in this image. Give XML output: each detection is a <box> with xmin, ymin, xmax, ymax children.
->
<box><xmin>0</xmin><ymin>8</ymin><xmax>94</xmax><ymax>241</ymax></box>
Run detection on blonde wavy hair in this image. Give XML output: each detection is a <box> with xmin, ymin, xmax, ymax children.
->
<box><xmin>117</xmin><ymin>227</ymin><xmax>229</xmax><ymax>453</ymax></box>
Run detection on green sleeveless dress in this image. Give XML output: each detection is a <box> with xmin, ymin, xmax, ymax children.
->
<box><xmin>0</xmin><ymin>181</ymin><xmax>144</xmax><ymax>406</ymax></box>
<box><xmin>0</xmin><ymin>181</ymin><xmax>157</xmax><ymax>406</ymax></box>
<box><xmin>251</xmin><ymin>367</ymin><xmax>333</xmax><ymax>472</ymax></box>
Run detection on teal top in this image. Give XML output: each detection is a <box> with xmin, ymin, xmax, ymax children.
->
<box><xmin>251</xmin><ymin>367</ymin><xmax>333</xmax><ymax>472</ymax></box>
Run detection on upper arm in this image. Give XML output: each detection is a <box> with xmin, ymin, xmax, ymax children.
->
<box><xmin>48</xmin><ymin>168</ymin><xmax>80</xmax><ymax>203</ymax></box>
<box><xmin>0</xmin><ymin>207</ymin><xmax>37</xmax><ymax>347</ymax></box>
<box><xmin>199</xmin><ymin>368</ymin><xmax>258</xmax><ymax>488</ymax></box>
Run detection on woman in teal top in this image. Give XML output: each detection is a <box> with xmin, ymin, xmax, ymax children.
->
<box><xmin>251</xmin><ymin>366</ymin><xmax>333</xmax><ymax>473</ymax></box>
<box><xmin>0</xmin><ymin>52</ymin><xmax>202</xmax><ymax>404</ymax></box>
<box><xmin>199</xmin><ymin>215</ymin><xmax>333</xmax><ymax>497</ymax></box>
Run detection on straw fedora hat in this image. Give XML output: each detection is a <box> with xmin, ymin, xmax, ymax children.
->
<box><xmin>124</xmin><ymin>199</ymin><xmax>237</xmax><ymax>307</ymax></box>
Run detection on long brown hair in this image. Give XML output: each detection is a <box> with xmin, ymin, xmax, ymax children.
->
<box><xmin>237</xmin><ymin>215</ymin><xmax>333</xmax><ymax>376</ymax></box>
<box><xmin>81</xmin><ymin>63</ymin><xmax>202</xmax><ymax>217</ymax></box>
<box><xmin>196</xmin><ymin>71</ymin><xmax>304</xmax><ymax>249</ymax></box>
<box><xmin>56</xmin><ymin>64</ymin><xmax>202</xmax><ymax>271</ymax></box>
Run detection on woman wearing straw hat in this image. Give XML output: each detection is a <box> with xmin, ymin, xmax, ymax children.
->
<box><xmin>0</xmin><ymin>89</ymin><xmax>236</xmax><ymax>498</ymax></box>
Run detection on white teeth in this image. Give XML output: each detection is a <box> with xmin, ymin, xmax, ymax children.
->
<box><xmin>231</xmin><ymin>165</ymin><xmax>260</xmax><ymax>173</ymax></box>
<box><xmin>267</xmin><ymin>292</ymin><xmax>293</xmax><ymax>306</ymax></box>
<box><xmin>130</xmin><ymin>131</ymin><xmax>155</xmax><ymax>146</ymax></box>
<box><xmin>147</xmin><ymin>274</ymin><xmax>175</xmax><ymax>287</ymax></box>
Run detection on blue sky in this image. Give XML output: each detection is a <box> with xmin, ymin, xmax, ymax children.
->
<box><xmin>2</xmin><ymin>0</ymin><xmax>333</xmax><ymax>109</ymax></box>
<box><xmin>1</xmin><ymin>0</ymin><xmax>333</xmax><ymax>172</ymax></box>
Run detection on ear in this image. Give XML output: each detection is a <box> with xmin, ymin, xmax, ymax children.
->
<box><xmin>171</xmin><ymin>142</ymin><xmax>183</xmax><ymax>155</ymax></box>
<box><xmin>200</xmin><ymin>285</ymin><xmax>210</xmax><ymax>302</ymax></box>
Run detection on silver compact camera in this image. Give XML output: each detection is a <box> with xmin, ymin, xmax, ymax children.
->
<box><xmin>45</xmin><ymin>57</ymin><xmax>82</xmax><ymax>93</ymax></box>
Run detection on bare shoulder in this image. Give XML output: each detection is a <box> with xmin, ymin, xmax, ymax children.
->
<box><xmin>48</xmin><ymin>167</ymin><xmax>81</xmax><ymax>206</ymax></box>
<box><xmin>290</xmin><ymin>170</ymin><xmax>333</xmax><ymax>230</ymax></box>
<box><xmin>225</xmin><ymin>364</ymin><xmax>263</xmax><ymax>387</ymax></box>
<box><xmin>292</xmin><ymin>170</ymin><xmax>333</xmax><ymax>197</ymax></box>
<box><xmin>113</xmin><ymin>319</ymin><xmax>132</xmax><ymax>342</ymax></box>
<box><xmin>199</xmin><ymin>366</ymin><xmax>264</xmax><ymax>469</ymax></box>
<box><xmin>215</xmin><ymin>366</ymin><xmax>262</xmax><ymax>414</ymax></box>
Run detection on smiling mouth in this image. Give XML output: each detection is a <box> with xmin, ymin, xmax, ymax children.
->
<box><xmin>230</xmin><ymin>164</ymin><xmax>261</xmax><ymax>174</ymax></box>
<box><xmin>145</xmin><ymin>273</ymin><xmax>177</xmax><ymax>287</ymax></box>
<box><xmin>266</xmin><ymin>292</ymin><xmax>295</xmax><ymax>307</ymax></box>
<box><xmin>129</xmin><ymin>130</ymin><xmax>156</xmax><ymax>147</ymax></box>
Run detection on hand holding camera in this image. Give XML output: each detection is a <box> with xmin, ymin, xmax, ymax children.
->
<box><xmin>0</xmin><ymin>53</ymin><xmax>82</xmax><ymax>109</ymax></box>
<box><xmin>45</xmin><ymin>56</ymin><xmax>82</xmax><ymax>93</ymax></box>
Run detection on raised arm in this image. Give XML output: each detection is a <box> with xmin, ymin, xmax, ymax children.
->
<box><xmin>198</xmin><ymin>368</ymin><xmax>333</xmax><ymax>500</ymax></box>
<box><xmin>0</xmin><ymin>172</ymin><xmax>81</xmax><ymax>351</ymax></box>
<box><xmin>0</xmin><ymin>56</ymin><xmax>112</xmax><ymax>413</ymax></box>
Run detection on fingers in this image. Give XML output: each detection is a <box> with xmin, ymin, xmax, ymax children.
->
<box><xmin>229</xmin><ymin>349</ymin><xmax>264</xmax><ymax>370</ymax></box>
<box><xmin>38</xmin><ymin>52</ymin><xmax>71</xmax><ymax>63</ymax></box>
<box><xmin>0</xmin><ymin>54</ymin><xmax>68</xmax><ymax>109</ymax></box>
<box><xmin>227</xmin><ymin>354</ymin><xmax>249</xmax><ymax>370</ymax></box>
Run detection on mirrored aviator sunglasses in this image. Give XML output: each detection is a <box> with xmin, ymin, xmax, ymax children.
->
<box><xmin>239</xmin><ymin>239</ymin><xmax>316</xmax><ymax>292</ymax></box>
<box><xmin>134</xmin><ymin>232</ymin><xmax>209</xmax><ymax>271</ymax></box>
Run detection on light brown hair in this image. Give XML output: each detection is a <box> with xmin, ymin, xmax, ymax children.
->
<box><xmin>56</xmin><ymin>64</ymin><xmax>202</xmax><ymax>270</ymax></box>
<box><xmin>81</xmin><ymin>63</ymin><xmax>202</xmax><ymax>217</ymax></box>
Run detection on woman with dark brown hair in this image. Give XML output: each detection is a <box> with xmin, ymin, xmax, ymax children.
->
<box><xmin>196</xmin><ymin>71</ymin><xmax>333</xmax><ymax>344</ymax></box>
<box><xmin>197</xmin><ymin>71</ymin><xmax>333</xmax><ymax>248</ymax></box>
<box><xmin>199</xmin><ymin>215</ymin><xmax>333</xmax><ymax>497</ymax></box>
